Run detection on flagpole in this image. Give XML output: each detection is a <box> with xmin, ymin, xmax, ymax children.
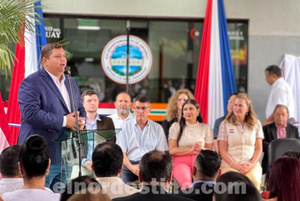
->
<box><xmin>126</xmin><ymin>20</ymin><xmax>130</xmax><ymax>94</ymax></box>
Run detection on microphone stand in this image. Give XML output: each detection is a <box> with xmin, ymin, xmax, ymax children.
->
<box><xmin>66</xmin><ymin>66</ymin><xmax>82</xmax><ymax>177</ymax></box>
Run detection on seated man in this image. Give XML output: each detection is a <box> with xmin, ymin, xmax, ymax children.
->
<box><xmin>262</xmin><ymin>104</ymin><xmax>299</xmax><ymax>173</ymax></box>
<box><xmin>92</xmin><ymin>141</ymin><xmax>139</xmax><ymax>199</ymax></box>
<box><xmin>178</xmin><ymin>150</ymin><xmax>221</xmax><ymax>201</ymax></box>
<box><xmin>0</xmin><ymin>145</ymin><xmax>23</xmax><ymax>194</ymax></box>
<box><xmin>113</xmin><ymin>150</ymin><xmax>192</xmax><ymax>201</ymax></box>
<box><xmin>108</xmin><ymin>92</ymin><xmax>134</xmax><ymax>129</ymax></box>
<box><xmin>81</xmin><ymin>89</ymin><xmax>115</xmax><ymax>172</ymax></box>
<box><xmin>116</xmin><ymin>95</ymin><xmax>168</xmax><ymax>184</ymax></box>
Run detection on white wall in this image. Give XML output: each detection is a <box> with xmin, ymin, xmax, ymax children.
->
<box><xmin>42</xmin><ymin>0</ymin><xmax>300</xmax><ymax>121</ymax></box>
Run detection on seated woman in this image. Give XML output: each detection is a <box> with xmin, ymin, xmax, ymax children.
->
<box><xmin>1</xmin><ymin>135</ymin><xmax>60</xmax><ymax>201</ymax></box>
<box><xmin>168</xmin><ymin>99</ymin><xmax>213</xmax><ymax>189</ymax></box>
<box><xmin>162</xmin><ymin>89</ymin><xmax>194</xmax><ymax>140</ymax></box>
<box><xmin>263</xmin><ymin>157</ymin><xmax>300</xmax><ymax>201</ymax></box>
<box><xmin>218</xmin><ymin>93</ymin><xmax>264</xmax><ymax>190</ymax></box>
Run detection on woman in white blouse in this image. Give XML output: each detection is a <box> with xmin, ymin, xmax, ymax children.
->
<box><xmin>218</xmin><ymin>93</ymin><xmax>263</xmax><ymax>190</ymax></box>
<box><xmin>168</xmin><ymin>99</ymin><xmax>213</xmax><ymax>189</ymax></box>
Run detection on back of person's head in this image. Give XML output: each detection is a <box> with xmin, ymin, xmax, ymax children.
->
<box><xmin>269</xmin><ymin>157</ymin><xmax>300</xmax><ymax>201</ymax></box>
<box><xmin>282</xmin><ymin>150</ymin><xmax>300</xmax><ymax>159</ymax></box>
<box><xmin>194</xmin><ymin>150</ymin><xmax>221</xmax><ymax>178</ymax></box>
<box><xmin>61</xmin><ymin>175</ymin><xmax>102</xmax><ymax>201</ymax></box>
<box><xmin>19</xmin><ymin>135</ymin><xmax>49</xmax><ymax>179</ymax></box>
<box><xmin>214</xmin><ymin>171</ymin><xmax>261</xmax><ymax>201</ymax></box>
<box><xmin>134</xmin><ymin>94</ymin><xmax>150</xmax><ymax>104</ymax></box>
<box><xmin>139</xmin><ymin>150</ymin><xmax>172</xmax><ymax>183</ymax></box>
<box><xmin>92</xmin><ymin>142</ymin><xmax>123</xmax><ymax>177</ymax></box>
<box><xmin>0</xmin><ymin>145</ymin><xmax>21</xmax><ymax>177</ymax></box>
<box><xmin>265</xmin><ymin>65</ymin><xmax>282</xmax><ymax>77</ymax></box>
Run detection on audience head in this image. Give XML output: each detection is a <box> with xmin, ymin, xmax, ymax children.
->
<box><xmin>133</xmin><ymin>95</ymin><xmax>151</xmax><ymax>123</ymax></box>
<box><xmin>214</xmin><ymin>171</ymin><xmax>261</xmax><ymax>201</ymax></box>
<box><xmin>265</xmin><ymin>65</ymin><xmax>281</xmax><ymax>85</ymax></box>
<box><xmin>165</xmin><ymin>89</ymin><xmax>194</xmax><ymax>121</ymax></box>
<box><xmin>92</xmin><ymin>142</ymin><xmax>123</xmax><ymax>177</ymax></box>
<box><xmin>0</xmin><ymin>145</ymin><xmax>21</xmax><ymax>177</ymax></box>
<box><xmin>114</xmin><ymin>92</ymin><xmax>131</xmax><ymax>116</ymax></box>
<box><xmin>193</xmin><ymin>150</ymin><xmax>221</xmax><ymax>181</ymax></box>
<box><xmin>19</xmin><ymin>135</ymin><xmax>50</xmax><ymax>179</ymax></box>
<box><xmin>268</xmin><ymin>157</ymin><xmax>300</xmax><ymax>201</ymax></box>
<box><xmin>273</xmin><ymin>104</ymin><xmax>289</xmax><ymax>127</ymax></box>
<box><xmin>139</xmin><ymin>150</ymin><xmax>172</xmax><ymax>183</ymax></box>
<box><xmin>226</xmin><ymin>93</ymin><xmax>257</xmax><ymax>129</ymax></box>
<box><xmin>282</xmin><ymin>150</ymin><xmax>300</xmax><ymax>159</ymax></box>
<box><xmin>81</xmin><ymin>89</ymin><xmax>99</xmax><ymax>113</ymax></box>
<box><xmin>61</xmin><ymin>175</ymin><xmax>102</xmax><ymax>201</ymax></box>
<box><xmin>227</xmin><ymin>93</ymin><xmax>238</xmax><ymax>113</ymax></box>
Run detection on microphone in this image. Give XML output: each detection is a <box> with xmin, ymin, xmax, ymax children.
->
<box><xmin>65</xmin><ymin>66</ymin><xmax>71</xmax><ymax>75</ymax></box>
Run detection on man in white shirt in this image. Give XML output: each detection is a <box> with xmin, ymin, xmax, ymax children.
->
<box><xmin>116</xmin><ymin>95</ymin><xmax>168</xmax><ymax>184</ymax></box>
<box><xmin>108</xmin><ymin>92</ymin><xmax>134</xmax><ymax>129</ymax></box>
<box><xmin>0</xmin><ymin>145</ymin><xmax>23</xmax><ymax>194</ymax></box>
<box><xmin>264</xmin><ymin>65</ymin><xmax>295</xmax><ymax>125</ymax></box>
<box><xmin>92</xmin><ymin>141</ymin><xmax>139</xmax><ymax>199</ymax></box>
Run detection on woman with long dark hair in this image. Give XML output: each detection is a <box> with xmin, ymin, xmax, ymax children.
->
<box><xmin>168</xmin><ymin>99</ymin><xmax>213</xmax><ymax>189</ymax></box>
<box><xmin>264</xmin><ymin>157</ymin><xmax>300</xmax><ymax>201</ymax></box>
<box><xmin>1</xmin><ymin>135</ymin><xmax>60</xmax><ymax>201</ymax></box>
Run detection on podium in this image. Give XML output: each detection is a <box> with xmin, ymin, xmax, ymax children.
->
<box><xmin>55</xmin><ymin>129</ymin><xmax>121</xmax><ymax>184</ymax></box>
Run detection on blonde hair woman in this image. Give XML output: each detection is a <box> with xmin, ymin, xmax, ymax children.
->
<box><xmin>218</xmin><ymin>93</ymin><xmax>263</xmax><ymax>190</ymax></box>
<box><xmin>162</xmin><ymin>89</ymin><xmax>194</xmax><ymax>140</ymax></box>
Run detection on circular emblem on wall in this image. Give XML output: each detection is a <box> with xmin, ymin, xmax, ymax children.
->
<box><xmin>101</xmin><ymin>35</ymin><xmax>153</xmax><ymax>84</ymax></box>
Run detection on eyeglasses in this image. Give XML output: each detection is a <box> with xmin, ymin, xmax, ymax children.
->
<box><xmin>134</xmin><ymin>106</ymin><xmax>149</xmax><ymax>111</ymax></box>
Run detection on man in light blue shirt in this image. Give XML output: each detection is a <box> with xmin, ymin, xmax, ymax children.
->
<box><xmin>116</xmin><ymin>95</ymin><xmax>168</xmax><ymax>184</ymax></box>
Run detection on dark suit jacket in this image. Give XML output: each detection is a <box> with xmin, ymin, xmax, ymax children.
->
<box><xmin>262</xmin><ymin>122</ymin><xmax>299</xmax><ymax>173</ymax></box>
<box><xmin>97</xmin><ymin>115</ymin><xmax>116</xmax><ymax>142</ymax></box>
<box><xmin>113</xmin><ymin>186</ymin><xmax>193</xmax><ymax>201</ymax></box>
<box><xmin>178</xmin><ymin>182</ymin><xmax>214</xmax><ymax>201</ymax></box>
<box><xmin>18</xmin><ymin>68</ymin><xmax>85</xmax><ymax>164</ymax></box>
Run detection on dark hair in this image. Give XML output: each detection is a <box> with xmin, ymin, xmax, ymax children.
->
<box><xmin>19</xmin><ymin>135</ymin><xmax>49</xmax><ymax>179</ymax></box>
<box><xmin>268</xmin><ymin>157</ymin><xmax>300</xmax><ymax>201</ymax></box>
<box><xmin>215</xmin><ymin>171</ymin><xmax>261</xmax><ymax>201</ymax></box>
<box><xmin>265</xmin><ymin>65</ymin><xmax>282</xmax><ymax>77</ymax></box>
<box><xmin>81</xmin><ymin>89</ymin><xmax>98</xmax><ymax>102</ymax></box>
<box><xmin>273</xmin><ymin>104</ymin><xmax>289</xmax><ymax>114</ymax></box>
<box><xmin>41</xmin><ymin>43</ymin><xmax>63</xmax><ymax>59</ymax></box>
<box><xmin>177</xmin><ymin>99</ymin><xmax>203</xmax><ymax>145</ymax></box>
<box><xmin>139</xmin><ymin>150</ymin><xmax>172</xmax><ymax>183</ymax></box>
<box><xmin>92</xmin><ymin>142</ymin><xmax>123</xmax><ymax>177</ymax></box>
<box><xmin>0</xmin><ymin>145</ymin><xmax>21</xmax><ymax>176</ymax></box>
<box><xmin>282</xmin><ymin>150</ymin><xmax>300</xmax><ymax>159</ymax></box>
<box><xmin>134</xmin><ymin>94</ymin><xmax>150</xmax><ymax>104</ymax></box>
<box><xmin>195</xmin><ymin>150</ymin><xmax>221</xmax><ymax>178</ymax></box>
<box><xmin>60</xmin><ymin>175</ymin><xmax>102</xmax><ymax>201</ymax></box>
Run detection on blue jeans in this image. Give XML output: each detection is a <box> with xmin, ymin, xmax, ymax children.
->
<box><xmin>120</xmin><ymin>161</ymin><xmax>139</xmax><ymax>184</ymax></box>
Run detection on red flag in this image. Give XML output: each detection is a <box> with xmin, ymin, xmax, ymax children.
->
<box><xmin>0</xmin><ymin>93</ymin><xmax>10</xmax><ymax>150</ymax></box>
<box><xmin>6</xmin><ymin>38</ymin><xmax>25</xmax><ymax>145</ymax></box>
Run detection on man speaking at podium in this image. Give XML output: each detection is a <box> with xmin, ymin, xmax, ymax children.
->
<box><xmin>18</xmin><ymin>43</ymin><xmax>86</xmax><ymax>190</ymax></box>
